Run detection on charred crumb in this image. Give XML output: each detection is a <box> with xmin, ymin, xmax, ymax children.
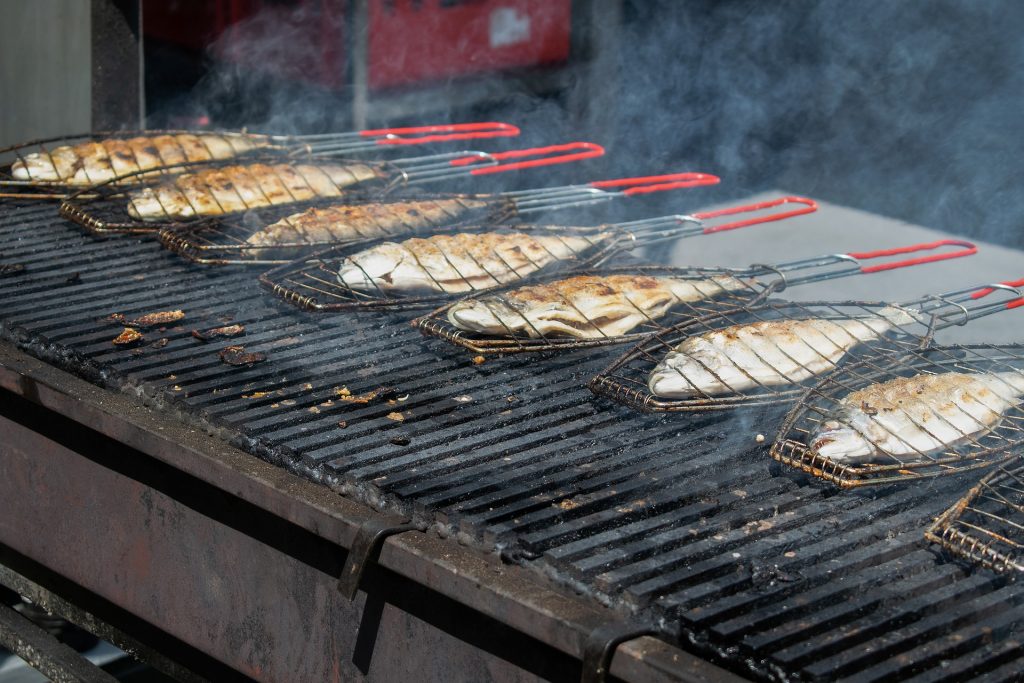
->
<box><xmin>130</xmin><ymin>309</ymin><xmax>185</xmax><ymax>327</ymax></box>
<box><xmin>335</xmin><ymin>385</ymin><xmax>394</xmax><ymax>404</ymax></box>
<box><xmin>0</xmin><ymin>263</ymin><xmax>26</xmax><ymax>277</ymax></box>
<box><xmin>64</xmin><ymin>272</ymin><xmax>82</xmax><ymax>285</ymax></box>
<box><xmin>219</xmin><ymin>345</ymin><xmax>267</xmax><ymax>367</ymax></box>
<box><xmin>103</xmin><ymin>313</ymin><xmax>127</xmax><ymax>324</ymax></box>
<box><xmin>112</xmin><ymin>327</ymin><xmax>144</xmax><ymax>346</ymax></box>
<box><xmin>149</xmin><ymin>338</ymin><xmax>169</xmax><ymax>350</ymax></box>
<box><xmin>389</xmin><ymin>434</ymin><xmax>411</xmax><ymax>446</ymax></box>
<box><xmin>192</xmin><ymin>324</ymin><xmax>245</xmax><ymax>341</ymax></box>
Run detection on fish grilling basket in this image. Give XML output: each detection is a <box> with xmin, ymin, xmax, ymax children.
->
<box><xmin>58</xmin><ymin>142</ymin><xmax>602</xmax><ymax>236</ymax></box>
<box><xmin>158</xmin><ymin>169</ymin><xmax>721</xmax><ymax>266</ymax></box>
<box><xmin>770</xmin><ymin>343</ymin><xmax>1024</xmax><ymax>488</ymax></box>
<box><xmin>414</xmin><ymin>196</ymin><xmax>820</xmax><ymax>352</ymax></box>
<box><xmin>590</xmin><ymin>273</ymin><xmax>1020</xmax><ymax>414</ymax></box>
<box><xmin>256</xmin><ymin>173</ymin><xmax>727</xmax><ymax>311</ymax></box>
<box><xmin>926</xmin><ymin>459</ymin><xmax>1024</xmax><ymax>574</ymax></box>
<box><xmin>0</xmin><ymin>123</ymin><xmax>520</xmax><ymax>199</ymax></box>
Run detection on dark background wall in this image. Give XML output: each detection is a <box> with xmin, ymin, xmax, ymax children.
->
<box><xmin>144</xmin><ymin>0</ymin><xmax>1024</xmax><ymax>249</ymax></box>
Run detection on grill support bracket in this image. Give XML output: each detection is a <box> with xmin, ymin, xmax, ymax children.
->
<box><xmin>581</xmin><ymin>620</ymin><xmax>658</xmax><ymax>683</ymax></box>
<box><xmin>338</xmin><ymin>516</ymin><xmax>419</xmax><ymax>600</ymax></box>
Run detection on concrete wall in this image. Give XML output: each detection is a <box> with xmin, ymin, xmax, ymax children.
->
<box><xmin>0</xmin><ymin>0</ymin><xmax>91</xmax><ymax>148</ymax></box>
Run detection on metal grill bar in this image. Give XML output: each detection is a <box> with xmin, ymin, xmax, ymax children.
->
<box><xmin>4</xmin><ymin>200</ymin><xmax>1024</xmax><ymax>680</ymax></box>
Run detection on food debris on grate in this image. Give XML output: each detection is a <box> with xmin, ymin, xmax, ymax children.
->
<box><xmin>129</xmin><ymin>309</ymin><xmax>186</xmax><ymax>327</ymax></box>
<box><xmin>192</xmin><ymin>324</ymin><xmax>245</xmax><ymax>341</ymax></box>
<box><xmin>112</xmin><ymin>328</ymin><xmax>144</xmax><ymax>345</ymax></box>
<box><xmin>218</xmin><ymin>345</ymin><xmax>267</xmax><ymax>366</ymax></box>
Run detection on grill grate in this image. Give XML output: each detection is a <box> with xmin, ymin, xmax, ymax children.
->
<box><xmin>3</xmin><ymin>201</ymin><xmax>1024</xmax><ymax>681</ymax></box>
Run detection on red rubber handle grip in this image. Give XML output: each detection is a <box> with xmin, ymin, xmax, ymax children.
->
<box><xmin>450</xmin><ymin>142</ymin><xmax>605</xmax><ymax>175</ymax></box>
<box><xmin>361</xmin><ymin>122</ymin><xmax>521</xmax><ymax>145</ymax></box>
<box><xmin>847</xmin><ymin>239</ymin><xmax>978</xmax><ymax>274</ymax></box>
<box><xmin>693</xmin><ymin>196</ymin><xmax>818</xmax><ymax>234</ymax></box>
<box><xmin>969</xmin><ymin>277</ymin><xmax>1024</xmax><ymax>311</ymax></box>
<box><xmin>589</xmin><ymin>172</ymin><xmax>720</xmax><ymax>196</ymax></box>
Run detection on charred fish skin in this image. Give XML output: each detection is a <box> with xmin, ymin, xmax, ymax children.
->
<box><xmin>337</xmin><ymin>231</ymin><xmax>607</xmax><ymax>294</ymax></box>
<box><xmin>244</xmin><ymin>196</ymin><xmax>496</xmax><ymax>247</ymax></box>
<box><xmin>646</xmin><ymin>307</ymin><xmax>919</xmax><ymax>399</ymax></box>
<box><xmin>810</xmin><ymin>370</ymin><xmax>1024</xmax><ymax>464</ymax></box>
<box><xmin>447</xmin><ymin>274</ymin><xmax>750</xmax><ymax>339</ymax></box>
<box><xmin>11</xmin><ymin>133</ymin><xmax>266</xmax><ymax>186</ymax></box>
<box><xmin>126</xmin><ymin>162</ymin><xmax>384</xmax><ymax>221</ymax></box>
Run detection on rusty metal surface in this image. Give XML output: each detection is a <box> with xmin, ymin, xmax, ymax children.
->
<box><xmin>0</xmin><ymin>340</ymin><xmax>744</xmax><ymax>683</ymax></box>
<box><xmin>0</xmin><ymin>600</ymin><xmax>118</xmax><ymax>683</ymax></box>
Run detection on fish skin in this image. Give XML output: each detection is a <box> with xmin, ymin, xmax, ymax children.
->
<box><xmin>337</xmin><ymin>232</ymin><xmax>606</xmax><ymax>294</ymax></box>
<box><xmin>647</xmin><ymin>307</ymin><xmax>918</xmax><ymax>399</ymax></box>
<box><xmin>448</xmin><ymin>273</ymin><xmax>751</xmax><ymax>339</ymax></box>
<box><xmin>245</xmin><ymin>196</ymin><xmax>495</xmax><ymax>247</ymax></box>
<box><xmin>810</xmin><ymin>370</ymin><xmax>1024</xmax><ymax>463</ymax></box>
<box><xmin>11</xmin><ymin>134</ymin><xmax>264</xmax><ymax>186</ymax></box>
<box><xmin>126</xmin><ymin>162</ymin><xmax>383</xmax><ymax>221</ymax></box>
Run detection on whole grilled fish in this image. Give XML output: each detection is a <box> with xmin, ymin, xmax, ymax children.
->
<box><xmin>245</xmin><ymin>196</ymin><xmax>499</xmax><ymax>247</ymax></box>
<box><xmin>337</xmin><ymin>231</ymin><xmax>607</xmax><ymax>293</ymax></box>
<box><xmin>11</xmin><ymin>133</ymin><xmax>266</xmax><ymax>186</ymax></box>
<box><xmin>810</xmin><ymin>370</ymin><xmax>1024</xmax><ymax>463</ymax></box>
<box><xmin>126</xmin><ymin>162</ymin><xmax>384</xmax><ymax>221</ymax></box>
<box><xmin>447</xmin><ymin>274</ymin><xmax>751</xmax><ymax>338</ymax></box>
<box><xmin>647</xmin><ymin>307</ymin><xmax>919</xmax><ymax>398</ymax></box>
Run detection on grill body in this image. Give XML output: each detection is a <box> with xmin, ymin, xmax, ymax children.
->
<box><xmin>2</xmin><ymin>200</ymin><xmax>1024</xmax><ymax>681</ymax></box>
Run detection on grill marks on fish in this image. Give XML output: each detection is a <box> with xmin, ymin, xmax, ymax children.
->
<box><xmin>810</xmin><ymin>370</ymin><xmax>1024</xmax><ymax>463</ymax></box>
<box><xmin>447</xmin><ymin>274</ymin><xmax>751</xmax><ymax>339</ymax></box>
<box><xmin>126</xmin><ymin>162</ymin><xmax>384</xmax><ymax>220</ymax></box>
<box><xmin>10</xmin><ymin>134</ymin><xmax>266</xmax><ymax>186</ymax></box>
<box><xmin>244</xmin><ymin>196</ymin><xmax>497</xmax><ymax>247</ymax></box>
<box><xmin>647</xmin><ymin>307</ymin><xmax>918</xmax><ymax>399</ymax></box>
<box><xmin>337</xmin><ymin>232</ymin><xmax>607</xmax><ymax>294</ymax></box>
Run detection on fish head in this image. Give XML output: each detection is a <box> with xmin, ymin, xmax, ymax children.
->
<box><xmin>337</xmin><ymin>246</ymin><xmax>405</xmax><ymax>291</ymax></box>
<box><xmin>447</xmin><ymin>297</ymin><xmax>521</xmax><ymax>334</ymax></box>
<box><xmin>809</xmin><ymin>418</ymin><xmax>876</xmax><ymax>463</ymax></box>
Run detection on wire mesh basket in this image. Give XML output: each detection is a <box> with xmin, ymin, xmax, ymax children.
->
<box><xmin>769</xmin><ymin>344</ymin><xmax>1024</xmax><ymax>488</ymax></box>
<box><xmin>0</xmin><ymin>122</ymin><xmax>521</xmax><ymax>198</ymax></box>
<box><xmin>588</xmin><ymin>277</ymin><xmax>1021</xmax><ymax>413</ymax></box>
<box><xmin>926</xmin><ymin>460</ymin><xmax>1024</xmax><ymax>574</ymax></box>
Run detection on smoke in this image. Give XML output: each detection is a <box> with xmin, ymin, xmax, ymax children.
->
<box><xmin>150</xmin><ymin>0</ymin><xmax>1024</xmax><ymax>247</ymax></box>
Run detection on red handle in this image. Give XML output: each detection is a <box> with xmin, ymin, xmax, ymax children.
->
<box><xmin>450</xmin><ymin>142</ymin><xmax>605</xmax><ymax>175</ymax></box>
<box><xmin>692</xmin><ymin>196</ymin><xmax>818</xmax><ymax>234</ymax></box>
<box><xmin>589</xmin><ymin>172</ymin><xmax>721</xmax><ymax>196</ymax></box>
<box><xmin>970</xmin><ymin>277</ymin><xmax>1024</xmax><ymax>311</ymax></box>
<box><xmin>846</xmin><ymin>239</ymin><xmax>978</xmax><ymax>274</ymax></box>
<box><xmin>361</xmin><ymin>122</ymin><xmax>521</xmax><ymax>145</ymax></box>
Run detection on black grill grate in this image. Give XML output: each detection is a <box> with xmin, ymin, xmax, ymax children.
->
<box><xmin>2</xmin><ymin>201</ymin><xmax>1023</xmax><ymax>682</ymax></box>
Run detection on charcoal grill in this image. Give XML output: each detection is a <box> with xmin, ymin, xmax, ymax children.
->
<box><xmin>588</xmin><ymin>277</ymin><xmax>1022</xmax><ymax>413</ymax></box>
<box><xmin>57</xmin><ymin>142</ymin><xmax>603</xmax><ymax>236</ymax></box>
<box><xmin>770</xmin><ymin>344</ymin><xmax>1024</xmax><ymax>488</ymax></box>
<box><xmin>5</xmin><ymin>196</ymin><xmax>1024</xmax><ymax>682</ymax></box>
<box><xmin>0</xmin><ymin>123</ymin><xmax>521</xmax><ymax>198</ymax></box>
<box><xmin>159</xmin><ymin>171</ymin><xmax>722</xmax><ymax>266</ymax></box>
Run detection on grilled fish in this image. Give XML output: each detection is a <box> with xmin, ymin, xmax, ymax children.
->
<box><xmin>337</xmin><ymin>232</ymin><xmax>606</xmax><ymax>293</ymax></box>
<box><xmin>448</xmin><ymin>274</ymin><xmax>751</xmax><ymax>338</ymax></box>
<box><xmin>245</xmin><ymin>196</ymin><xmax>499</xmax><ymax>247</ymax></box>
<box><xmin>10</xmin><ymin>133</ymin><xmax>266</xmax><ymax>186</ymax></box>
<box><xmin>126</xmin><ymin>162</ymin><xmax>384</xmax><ymax>221</ymax></box>
<box><xmin>810</xmin><ymin>370</ymin><xmax>1024</xmax><ymax>463</ymax></box>
<box><xmin>647</xmin><ymin>307</ymin><xmax>919</xmax><ymax>398</ymax></box>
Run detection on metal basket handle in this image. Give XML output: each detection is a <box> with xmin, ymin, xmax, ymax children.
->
<box><xmin>692</xmin><ymin>196</ymin><xmax>818</xmax><ymax>234</ymax></box>
<box><xmin>589</xmin><ymin>172</ymin><xmax>721</xmax><ymax>195</ymax></box>
<box><xmin>361</xmin><ymin>122</ymin><xmax>521</xmax><ymax>145</ymax></box>
<box><xmin>450</xmin><ymin>142</ymin><xmax>605</xmax><ymax>175</ymax></box>
<box><xmin>847</xmin><ymin>239</ymin><xmax>978</xmax><ymax>273</ymax></box>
